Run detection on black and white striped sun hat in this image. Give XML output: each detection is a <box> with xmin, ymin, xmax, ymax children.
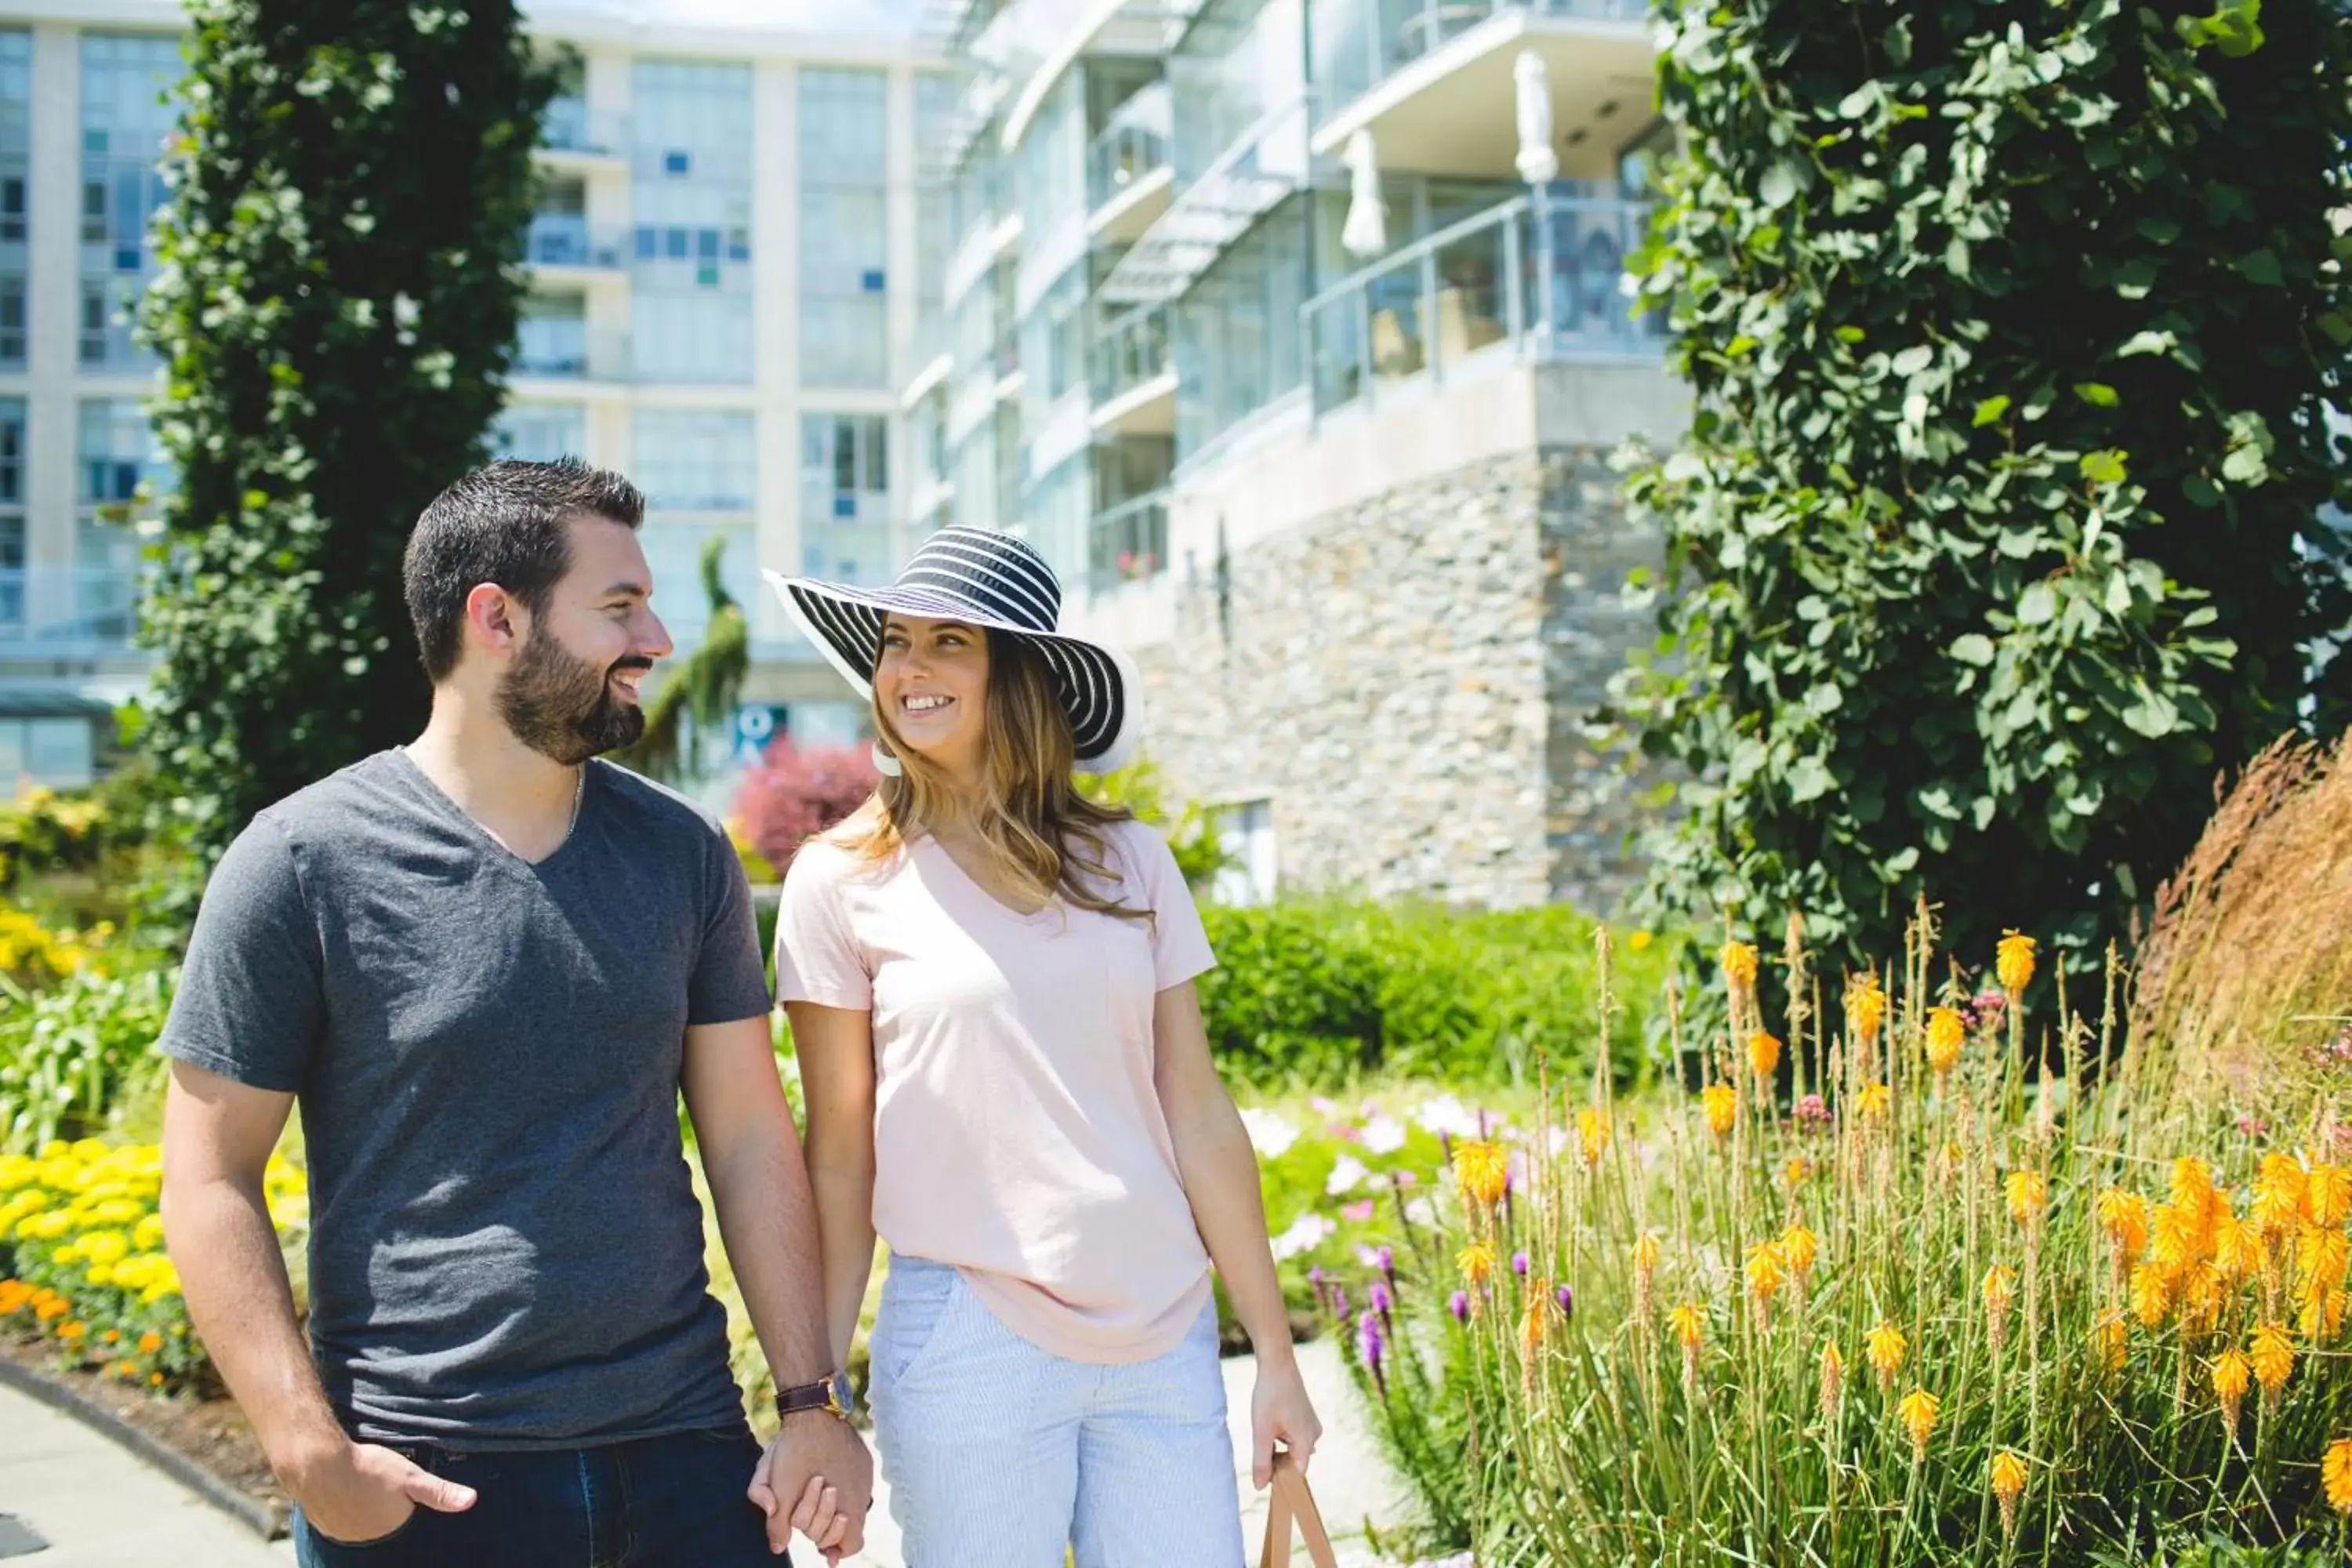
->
<box><xmin>762</xmin><ymin>527</ymin><xmax>1142</xmax><ymax>773</ymax></box>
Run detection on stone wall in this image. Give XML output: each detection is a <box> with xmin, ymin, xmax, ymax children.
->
<box><xmin>1132</xmin><ymin>444</ymin><xmax>1661</xmax><ymax>912</ymax></box>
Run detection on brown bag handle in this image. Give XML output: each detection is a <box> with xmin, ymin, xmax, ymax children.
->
<box><xmin>1257</xmin><ymin>1449</ymin><xmax>1338</xmax><ymax>1568</ymax></box>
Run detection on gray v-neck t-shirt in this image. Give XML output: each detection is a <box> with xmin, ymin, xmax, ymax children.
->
<box><xmin>160</xmin><ymin>750</ymin><xmax>771</xmax><ymax>1449</ymax></box>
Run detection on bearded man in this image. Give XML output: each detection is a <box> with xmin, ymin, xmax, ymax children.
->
<box><xmin>158</xmin><ymin>460</ymin><xmax>871</xmax><ymax>1566</ymax></box>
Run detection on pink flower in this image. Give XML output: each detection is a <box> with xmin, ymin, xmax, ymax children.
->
<box><xmin>1341</xmin><ymin>1200</ymin><xmax>1376</xmax><ymax>1223</ymax></box>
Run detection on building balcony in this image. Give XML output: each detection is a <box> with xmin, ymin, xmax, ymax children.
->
<box><xmin>1300</xmin><ymin>182</ymin><xmax>1661</xmax><ymax>416</ymax></box>
<box><xmin>539</xmin><ymin>99</ymin><xmax>631</xmax><ymax>165</ymax></box>
<box><xmin>0</xmin><ymin>566</ymin><xmax>143</xmax><ymax>657</ymax></box>
<box><xmin>512</xmin><ymin>325</ymin><xmax>630</xmax><ymax>383</ymax></box>
<box><xmin>1087</xmin><ymin>83</ymin><xmax>1173</xmax><ymax>244</ymax></box>
<box><xmin>1090</xmin><ymin>302</ymin><xmax>1174</xmax><ymax>437</ymax></box>
<box><xmin>524</xmin><ymin>215</ymin><xmax>629</xmax><ymax>274</ymax></box>
<box><xmin>1309</xmin><ymin>0</ymin><xmax>1654</xmax><ymax>179</ymax></box>
<box><xmin>1097</xmin><ymin>96</ymin><xmax>1312</xmax><ymax>310</ymax></box>
<box><xmin>1086</xmin><ymin>489</ymin><xmax>1168</xmax><ymax>597</ymax></box>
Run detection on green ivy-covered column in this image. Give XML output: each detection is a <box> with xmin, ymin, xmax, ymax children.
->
<box><xmin>138</xmin><ymin>1</ymin><xmax>554</xmax><ymax>877</ymax></box>
<box><xmin>1616</xmin><ymin>0</ymin><xmax>2352</xmax><ymax>982</ymax></box>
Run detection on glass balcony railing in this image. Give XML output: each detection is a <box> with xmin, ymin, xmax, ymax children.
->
<box><xmin>1301</xmin><ymin>183</ymin><xmax>1661</xmax><ymax>414</ymax></box>
<box><xmin>1091</xmin><ymin>302</ymin><xmax>1171</xmax><ymax>408</ymax></box>
<box><xmin>1086</xmin><ymin>84</ymin><xmax>1172</xmax><ymax>216</ymax></box>
<box><xmin>541</xmin><ymin>98</ymin><xmax>631</xmax><ymax>158</ymax></box>
<box><xmin>1315</xmin><ymin>0</ymin><xmax>1647</xmax><ymax>126</ymax></box>
<box><xmin>513</xmin><ymin>321</ymin><xmax>630</xmax><ymax>380</ymax></box>
<box><xmin>524</xmin><ymin>214</ymin><xmax>627</xmax><ymax>270</ymax></box>
<box><xmin>0</xmin><ymin>565</ymin><xmax>142</xmax><ymax>652</ymax></box>
<box><xmin>1087</xmin><ymin>490</ymin><xmax>1169</xmax><ymax>597</ymax></box>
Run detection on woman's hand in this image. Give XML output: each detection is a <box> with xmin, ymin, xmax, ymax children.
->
<box><xmin>1249</xmin><ymin>1353</ymin><xmax>1323</xmax><ymax>1489</ymax></box>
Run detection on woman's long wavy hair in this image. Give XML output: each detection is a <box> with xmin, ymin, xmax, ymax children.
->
<box><xmin>831</xmin><ymin>626</ymin><xmax>1147</xmax><ymax>923</ymax></box>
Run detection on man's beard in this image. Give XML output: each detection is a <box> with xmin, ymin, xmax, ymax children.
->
<box><xmin>495</xmin><ymin>630</ymin><xmax>648</xmax><ymax>765</ymax></box>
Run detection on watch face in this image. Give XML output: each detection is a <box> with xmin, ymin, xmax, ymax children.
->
<box><xmin>830</xmin><ymin>1371</ymin><xmax>858</xmax><ymax>1415</ymax></box>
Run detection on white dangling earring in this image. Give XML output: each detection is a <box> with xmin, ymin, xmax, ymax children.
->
<box><xmin>870</xmin><ymin>740</ymin><xmax>902</xmax><ymax>778</ymax></box>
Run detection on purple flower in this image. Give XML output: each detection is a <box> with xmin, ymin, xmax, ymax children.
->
<box><xmin>1793</xmin><ymin>1093</ymin><xmax>1830</xmax><ymax>1131</ymax></box>
<box><xmin>1374</xmin><ymin>1244</ymin><xmax>1396</xmax><ymax>1280</ymax></box>
<box><xmin>1512</xmin><ymin>1250</ymin><xmax>1530</xmax><ymax>1278</ymax></box>
<box><xmin>1449</xmin><ymin>1290</ymin><xmax>1472</xmax><ymax>1324</ymax></box>
<box><xmin>1357</xmin><ymin>1308</ymin><xmax>1388</xmax><ymax>1396</ymax></box>
<box><xmin>1332</xmin><ymin>1284</ymin><xmax>1348</xmax><ymax>1319</ymax></box>
<box><xmin>1555</xmin><ymin>1283</ymin><xmax>1575</xmax><ymax>1320</ymax></box>
<box><xmin>1369</xmin><ymin>1279</ymin><xmax>1394</xmax><ymax>1337</ymax></box>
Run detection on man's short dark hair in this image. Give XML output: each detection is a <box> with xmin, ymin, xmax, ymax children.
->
<box><xmin>404</xmin><ymin>459</ymin><xmax>645</xmax><ymax>682</ymax></box>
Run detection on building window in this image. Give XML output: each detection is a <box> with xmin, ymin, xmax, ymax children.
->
<box><xmin>492</xmin><ymin>405</ymin><xmax>588</xmax><ymax>463</ymax></box>
<box><xmin>79</xmin><ymin>34</ymin><xmax>180</xmax><ymax>371</ymax></box>
<box><xmin>638</xmin><ymin>520</ymin><xmax>751</xmax><ymax>646</ymax></box>
<box><xmin>0</xmin><ymin>718</ymin><xmax>100</xmax><ymax>789</ymax></box>
<box><xmin>631</xmin><ymin>61</ymin><xmax>753</xmax><ymax>384</ymax></box>
<box><xmin>633</xmin><ymin>408</ymin><xmax>755</xmax><ymax>513</ymax></box>
<box><xmin>797</xmin><ymin>68</ymin><xmax>889</xmax><ymax>389</ymax></box>
<box><xmin>800</xmin><ymin>413</ymin><xmax>890</xmax><ymax>584</ymax></box>
<box><xmin>0</xmin><ymin>31</ymin><xmax>27</xmax><ymax>268</ymax></box>
<box><xmin>1211</xmin><ymin>799</ymin><xmax>1276</xmax><ymax>906</ymax></box>
<box><xmin>515</xmin><ymin>292</ymin><xmax>589</xmax><ymax>378</ymax></box>
<box><xmin>0</xmin><ymin>397</ymin><xmax>24</xmax><ymax>639</ymax></box>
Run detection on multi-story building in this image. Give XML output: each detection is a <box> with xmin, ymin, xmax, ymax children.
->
<box><xmin>0</xmin><ymin>0</ymin><xmax>946</xmax><ymax>789</ymax></box>
<box><xmin>911</xmin><ymin>0</ymin><xmax>1682</xmax><ymax>907</ymax></box>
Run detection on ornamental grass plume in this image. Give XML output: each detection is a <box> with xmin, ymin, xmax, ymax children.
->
<box><xmin>2212</xmin><ymin>1347</ymin><xmax>2252</xmax><ymax>1439</ymax></box>
<box><xmin>1454</xmin><ymin>1140</ymin><xmax>1508</xmax><ymax>1210</ymax></box>
<box><xmin>1926</xmin><ymin>1007</ymin><xmax>1965</xmax><ymax>1077</ymax></box>
<box><xmin>1747</xmin><ymin>1030</ymin><xmax>1782</xmax><ymax>1080</ymax></box>
<box><xmin>1702</xmin><ymin>1084</ymin><xmax>1738</xmax><ymax>1142</ymax></box>
<box><xmin>1865</xmin><ymin>1320</ymin><xmax>1907</xmax><ymax>1392</ymax></box>
<box><xmin>1990</xmin><ymin>1449</ymin><xmax>2028</xmax><ymax>1534</ymax></box>
<box><xmin>1519</xmin><ymin>1281</ymin><xmax>1553</xmax><ymax>1393</ymax></box>
<box><xmin>1997</xmin><ymin>931</ymin><xmax>2037</xmax><ymax>997</ymax></box>
<box><xmin>2325</xmin><ymin>1438</ymin><xmax>2352</xmax><ymax>1515</ymax></box>
<box><xmin>1983</xmin><ymin>1264</ymin><xmax>2017</xmax><ymax>1349</ymax></box>
<box><xmin>1896</xmin><ymin>1388</ymin><xmax>1940</xmax><ymax>1458</ymax></box>
<box><xmin>1819</xmin><ymin>1340</ymin><xmax>1844</xmax><ymax>1425</ymax></box>
<box><xmin>1632</xmin><ymin>1230</ymin><xmax>1661</xmax><ymax>1324</ymax></box>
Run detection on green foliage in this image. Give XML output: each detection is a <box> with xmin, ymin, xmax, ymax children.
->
<box><xmin>1196</xmin><ymin>902</ymin><xmax>1675</xmax><ymax>1089</ymax></box>
<box><xmin>1077</xmin><ymin>757</ymin><xmax>1234</xmax><ymax>891</ymax></box>
<box><xmin>137</xmin><ymin>1</ymin><xmax>557</xmax><ymax>877</ymax></box>
<box><xmin>1613</xmin><ymin>0</ymin><xmax>2352</xmax><ymax>991</ymax></box>
<box><xmin>615</xmin><ymin>535</ymin><xmax>750</xmax><ymax>784</ymax></box>
<box><xmin>0</xmin><ymin>967</ymin><xmax>176</xmax><ymax>1152</ymax></box>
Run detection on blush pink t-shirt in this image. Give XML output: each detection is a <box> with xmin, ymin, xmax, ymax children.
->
<box><xmin>774</xmin><ymin>818</ymin><xmax>1218</xmax><ymax>1364</ymax></box>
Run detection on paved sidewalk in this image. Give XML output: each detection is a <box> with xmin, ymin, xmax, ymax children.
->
<box><xmin>0</xmin><ymin>1377</ymin><xmax>288</xmax><ymax>1566</ymax></box>
<box><xmin>0</xmin><ymin>1339</ymin><xmax>1402</xmax><ymax>1566</ymax></box>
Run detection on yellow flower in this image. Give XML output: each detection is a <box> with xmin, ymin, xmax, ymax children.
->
<box><xmin>2096</xmin><ymin>1188</ymin><xmax>2150</xmax><ymax>1263</ymax></box>
<box><xmin>2089</xmin><ymin>1312</ymin><xmax>2128</xmax><ymax>1376</ymax></box>
<box><xmin>2177</xmin><ymin>1262</ymin><xmax>2224</xmax><ymax>1335</ymax></box>
<box><xmin>56</xmin><ymin>1319</ymin><xmax>84</xmax><ymax>1341</ymax></box>
<box><xmin>2299</xmin><ymin>1285</ymin><xmax>2349</xmax><ymax>1344</ymax></box>
<box><xmin>2299</xmin><ymin>1224</ymin><xmax>2350</xmax><ymax>1298</ymax></box>
<box><xmin>1783</xmin><ymin>1156</ymin><xmax>1811</xmax><ymax>1189</ymax></box>
<box><xmin>1632</xmin><ymin>1230</ymin><xmax>1662</xmax><ymax>1279</ymax></box>
<box><xmin>2131</xmin><ymin>1263</ymin><xmax>2174</xmax><ymax>1330</ymax></box>
<box><xmin>1896</xmin><ymin>1388</ymin><xmax>1940</xmax><ymax>1456</ymax></box>
<box><xmin>1667</xmin><ymin>1300</ymin><xmax>1705</xmax><ymax>1349</ymax></box>
<box><xmin>2150</xmin><ymin>1203</ymin><xmax>2201</xmax><ymax>1276</ymax></box>
<box><xmin>1925</xmin><ymin>1007</ymin><xmax>1965</xmax><ymax>1076</ymax></box>
<box><xmin>1983</xmin><ymin>1264</ymin><xmax>2017</xmax><ymax>1346</ymax></box>
<box><xmin>1746</xmin><ymin>1030</ymin><xmax>1782</xmax><ymax>1080</ymax></box>
<box><xmin>2326</xmin><ymin>1438</ymin><xmax>2352</xmax><ymax>1515</ymax></box>
<box><xmin>1574</xmin><ymin>1106</ymin><xmax>1611</xmax><ymax>1168</ymax></box>
<box><xmin>1780</xmin><ymin>1223</ymin><xmax>1819</xmax><ymax>1279</ymax></box>
<box><xmin>1701</xmin><ymin>1084</ymin><xmax>1737</xmax><ymax>1141</ymax></box>
<box><xmin>1457</xmin><ymin>1241</ymin><xmax>1497</xmax><ymax>1287</ymax></box>
<box><xmin>1989</xmin><ymin>1448</ymin><xmax>2028</xmax><ymax>1531</ymax></box>
<box><xmin>1845</xmin><ymin>973</ymin><xmax>1886</xmax><ymax>1042</ymax></box>
<box><xmin>1720</xmin><ymin>941</ymin><xmax>1759</xmax><ymax>994</ymax></box>
<box><xmin>1865</xmin><ymin>1320</ymin><xmax>1907</xmax><ymax>1390</ymax></box>
<box><xmin>2212</xmin><ymin>1346</ymin><xmax>2252</xmax><ymax>1436</ymax></box>
<box><xmin>1818</xmin><ymin>1340</ymin><xmax>1844</xmax><ymax>1421</ymax></box>
<box><xmin>1452</xmin><ymin>1140</ymin><xmax>1508</xmax><ymax>1210</ymax></box>
<box><xmin>1627</xmin><ymin>929</ymin><xmax>1654</xmax><ymax>952</ymax></box>
<box><xmin>2307</xmin><ymin>1162</ymin><xmax>2352</xmax><ymax>1229</ymax></box>
<box><xmin>1995</xmin><ymin>931</ymin><xmax>2036</xmax><ymax>996</ymax></box>
<box><xmin>136</xmin><ymin>1330</ymin><xmax>162</xmax><ymax>1354</ymax></box>
<box><xmin>2250</xmin><ymin>1322</ymin><xmax>2295</xmax><ymax>1398</ymax></box>
<box><xmin>1857</xmin><ymin>1081</ymin><xmax>1891</xmax><ymax>1120</ymax></box>
<box><xmin>2005</xmin><ymin>1168</ymin><xmax>2049</xmax><ymax>1228</ymax></box>
<box><xmin>2214</xmin><ymin>1215</ymin><xmax>2262</xmax><ymax>1282</ymax></box>
<box><xmin>1744</xmin><ymin>1241</ymin><xmax>1787</xmax><ymax>1309</ymax></box>
<box><xmin>2252</xmin><ymin>1153</ymin><xmax>2308</xmax><ymax>1238</ymax></box>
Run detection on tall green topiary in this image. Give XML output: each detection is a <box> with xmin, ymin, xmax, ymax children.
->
<box><xmin>138</xmin><ymin>1</ymin><xmax>555</xmax><ymax>873</ymax></box>
<box><xmin>1616</xmin><ymin>0</ymin><xmax>2352</xmax><ymax>988</ymax></box>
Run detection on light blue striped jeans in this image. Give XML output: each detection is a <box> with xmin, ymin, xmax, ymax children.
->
<box><xmin>869</xmin><ymin>1254</ymin><xmax>1247</xmax><ymax>1567</ymax></box>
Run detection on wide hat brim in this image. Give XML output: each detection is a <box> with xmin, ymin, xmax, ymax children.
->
<box><xmin>762</xmin><ymin>568</ymin><xmax>1145</xmax><ymax>775</ymax></box>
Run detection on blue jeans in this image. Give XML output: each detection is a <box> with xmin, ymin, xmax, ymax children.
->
<box><xmin>291</xmin><ymin>1424</ymin><xmax>782</xmax><ymax>1568</ymax></box>
<box><xmin>870</xmin><ymin>1255</ymin><xmax>1246</xmax><ymax>1567</ymax></box>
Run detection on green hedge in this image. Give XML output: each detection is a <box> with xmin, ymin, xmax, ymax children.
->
<box><xmin>1196</xmin><ymin>902</ymin><xmax>1672</xmax><ymax>1090</ymax></box>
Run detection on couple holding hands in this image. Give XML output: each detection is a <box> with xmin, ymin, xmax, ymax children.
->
<box><xmin>155</xmin><ymin>459</ymin><xmax>1320</xmax><ymax>1566</ymax></box>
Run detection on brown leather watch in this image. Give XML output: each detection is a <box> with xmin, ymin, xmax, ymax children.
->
<box><xmin>775</xmin><ymin>1372</ymin><xmax>853</xmax><ymax>1421</ymax></box>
